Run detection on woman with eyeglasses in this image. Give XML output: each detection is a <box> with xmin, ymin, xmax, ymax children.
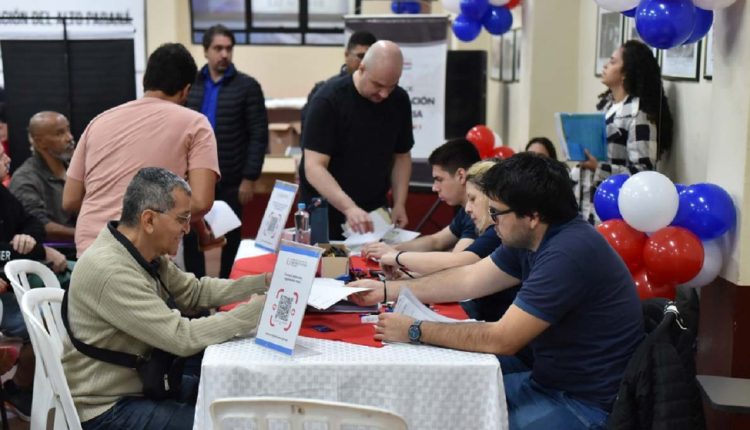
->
<box><xmin>575</xmin><ymin>39</ymin><xmax>673</xmax><ymax>224</ymax></box>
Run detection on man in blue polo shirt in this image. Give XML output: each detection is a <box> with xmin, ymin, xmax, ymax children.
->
<box><xmin>362</xmin><ymin>138</ymin><xmax>481</xmax><ymax>259</ymax></box>
<box><xmin>351</xmin><ymin>153</ymin><xmax>643</xmax><ymax>429</ymax></box>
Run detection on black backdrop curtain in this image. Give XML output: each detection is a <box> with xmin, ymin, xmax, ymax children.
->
<box><xmin>1</xmin><ymin>39</ymin><xmax>135</xmax><ymax>171</ymax></box>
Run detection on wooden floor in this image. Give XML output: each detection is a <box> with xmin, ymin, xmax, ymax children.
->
<box><xmin>6</xmin><ymin>247</ymin><xmax>223</xmax><ymax>429</ymax></box>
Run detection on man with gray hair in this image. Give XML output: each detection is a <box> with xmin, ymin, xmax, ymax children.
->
<box><xmin>62</xmin><ymin>167</ymin><xmax>267</xmax><ymax>429</ymax></box>
<box><xmin>299</xmin><ymin>40</ymin><xmax>414</xmax><ymax>239</ymax></box>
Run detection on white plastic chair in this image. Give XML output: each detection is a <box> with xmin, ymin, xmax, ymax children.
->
<box><xmin>4</xmin><ymin>260</ymin><xmax>63</xmax><ymax>430</ymax></box>
<box><xmin>210</xmin><ymin>397</ymin><xmax>408</xmax><ymax>430</ymax></box>
<box><xmin>20</xmin><ymin>288</ymin><xmax>81</xmax><ymax>430</ymax></box>
<box><xmin>4</xmin><ymin>259</ymin><xmax>62</xmax><ymax>304</ymax></box>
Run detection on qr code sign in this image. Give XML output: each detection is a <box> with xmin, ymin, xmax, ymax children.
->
<box><xmin>275</xmin><ymin>294</ymin><xmax>293</xmax><ymax>322</ymax></box>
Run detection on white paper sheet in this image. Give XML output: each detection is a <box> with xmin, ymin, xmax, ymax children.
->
<box><xmin>382</xmin><ymin>228</ymin><xmax>421</xmax><ymax>244</ymax></box>
<box><xmin>342</xmin><ymin>208</ymin><xmax>394</xmax><ymax>247</ymax></box>
<box><xmin>204</xmin><ymin>200</ymin><xmax>242</xmax><ymax>238</ymax></box>
<box><xmin>307</xmin><ymin>278</ymin><xmax>373</xmax><ymax>310</ymax></box>
<box><xmin>393</xmin><ymin>288</ymin><xmax>471</xmax><ymax>323</ymax></box>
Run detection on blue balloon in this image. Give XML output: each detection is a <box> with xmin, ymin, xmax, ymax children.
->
<box><xmin>460</xmin><ymin>0</ymin><xmax>489</xmax><ymax>21</ymax></box>
<box><xmin>391</xmin><ymin>1</ymin><xmax>404</xmax><ymax>13</ymax></box>
<box><xmin>671</xmin><ymin>183</ymin><xmax>736</xmax><ymax>240</ymax></box>
<box><xmin>622</xmin><ymin>8</ymin><xmax>636</xmax><ymax>17</ymax></box>
<box><xmin>594</xmin><ymin>174</ymin><xmax>630</xmax><ymax>221</ymax></box>
<box><xmin>453</xmin><ymin>14</ymin><xmax>482</xmax><ymax>42</ymax></box>
<box><xmin>481</xmin><ymin>6</ymin><xmax>513</xmax><ymax>35</ymax></box>
<box><xmin>403</xmin><ymin>1</ymin><xmax>422</xmax><ymax>13</ymax></box>
<box><xmin>675</xmin><ymin>183</ymin><xmax>688</xmax><ymax>194</ymax></box>
<box><xmin>684</xmin><ymin>7</ymin><xmax>713</xmax><ymax>44</ymax></box>
<box><xmin>635</xmin><ymin>0</ymin><xmax>696</xmax><ymax>49</ymax></box>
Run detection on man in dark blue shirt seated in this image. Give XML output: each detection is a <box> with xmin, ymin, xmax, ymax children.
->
<box><xmin>351</xmin><ymin>152</ymin><xmax>644</xmax><ymax>429</ymax></box>
<box><xmin>362</xmin><ymin>138</ymin><xmax>481</xmax><ymax>259</ymax></box>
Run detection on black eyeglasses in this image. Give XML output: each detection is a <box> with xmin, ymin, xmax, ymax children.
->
<box><xmin>488</xmin><ymin>207</ymin><xmax>514</xmax><ymax>223</ymax></box>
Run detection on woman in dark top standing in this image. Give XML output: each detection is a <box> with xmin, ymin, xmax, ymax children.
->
<box><xmin>575</xmin><ymin>40</ymin><xmax>673</xmax><ymax>224</ymax></box>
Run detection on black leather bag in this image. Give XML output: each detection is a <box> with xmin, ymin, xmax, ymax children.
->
<box><xmin>135</xmin><ymin>348</ymin><xmax>185</xmax><ymax>400</ymax></box>
<box><xmin>61</xmin><ymin>291</ymin><xmax>184</xmax><ymax>400</ymax></box>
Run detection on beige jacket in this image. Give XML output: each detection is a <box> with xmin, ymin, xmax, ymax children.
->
<box><xmin>61</xmin><ymin>225</ymin><xmax>265</xmax><ymax>422</ymax></box>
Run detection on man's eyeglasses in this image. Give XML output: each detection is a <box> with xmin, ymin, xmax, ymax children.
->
<box><xmin>488</xmin><ymin>207</ymin><xmax>514</xmax><ymax>223</ymax></box>
<box><xmin>151</xmin><ymin>209</ymin><xmax>191</xmax><ymax>226</ymax></box>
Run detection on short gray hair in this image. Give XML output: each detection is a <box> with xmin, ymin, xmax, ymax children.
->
<box><xmin>120</xmin><ymin>167</ymin><xmax>191</xmax><ymax>227</ymax></box>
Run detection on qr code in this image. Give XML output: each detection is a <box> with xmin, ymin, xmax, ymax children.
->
<box><xmin>275</xmin><ymin>294</ymin><xmax>293</xmax><ymax>322</ymax></box>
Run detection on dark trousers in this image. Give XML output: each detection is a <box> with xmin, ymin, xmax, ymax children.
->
<box><xmin>184</xmin><ymin>185</ymin><xmax>242</xmax><ymax>278</ymax></box>
<box><xmin>81</xmin><ymin>353</ymin><xmax>203</xmax><ymax>430</ymax></box>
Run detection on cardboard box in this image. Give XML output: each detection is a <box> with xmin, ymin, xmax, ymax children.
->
<box><xmin>254</xmin><ymin>155</ymin><xmax>297</xmax><ymax>194</ymax></box>
<box><xmin>268</xmin><ymin>122</ymin><xmax>301</xmax><ymax>155</ymax></box>
<box><xmin>317</xmin><ymin>243</ymin><xmax>350</xmax><ymax>278</ymax></box>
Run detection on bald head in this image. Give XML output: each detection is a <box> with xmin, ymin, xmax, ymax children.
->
<box><xmin>28</xmin><ymin>111</ymin><xmax>64</xmax><ymax>141</ymax></box>
<box><xmin>362</xmin><ymin>40</ymin><xmax>403</xmax><ymax>76</ymax></box>
<box><xmin>27</xmin><ymin>111</ymin><xmax>74</xmax><ymax>163</ymax></box>
<box><xmin>356</xmin><ymin>41</ymin><xmax>404</xmax><ymax>104</ymax></box>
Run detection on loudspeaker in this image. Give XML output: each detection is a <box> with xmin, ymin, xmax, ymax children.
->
<box><xmin>444</xmin><ymin>50</ymin><xmax>487</xmax><ymax>139</ymax></box>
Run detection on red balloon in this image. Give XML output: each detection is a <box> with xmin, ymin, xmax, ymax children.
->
<box><xmin>596</xmin><ymin>219</ymin><xmax>648</xmax><ymax>273</ymax></box>
<box><xmin>492</xmin><ymin>146</ymin><xmax>516</xmax><ymax>160</ymax></box>
<box><xmin>643</xmin><ymin>226</ymin><xmax>704</xmax><ymax>285</ymax></box>
<box><xmin>507</xmin><ymin>0</ymin><xmax>522</xmax><ymax>8</ymax></box>
<box><xmin>466</xmin><ymin>125</ymin><xmax>495</xmax><ymax>158</ymax></box>
<box><xmin>633</xmin><ymin>269</ymin><xmax>676</xmax><ymax>300</ymax></box>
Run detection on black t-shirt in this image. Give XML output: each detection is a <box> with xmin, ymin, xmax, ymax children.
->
<box><xmin>299</xmin><ymin>74</ymin><xmax>414</xmax><ymax>238</ymax></box>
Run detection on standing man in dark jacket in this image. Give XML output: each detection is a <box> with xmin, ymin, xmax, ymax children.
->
<box><xmin>186</xmin><ymin>24</ymin><xmax>269</xmax><ymax>278</ymax></box>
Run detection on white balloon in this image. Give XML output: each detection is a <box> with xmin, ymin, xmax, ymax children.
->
<box><xmin>682</xmin><ymin>240</ymin><xmax>723</xmax><ymax>288</ymax></box>
<box><xmin>490</xmin><ymin>0</ymin><xmax>511</xmax><ymax>6</ymax></box>
<box><xmin>618</xmin><ymin>171</ymin><xmax>679</xmax><ymax>233</ymax></box>
<box><xmin>492</xmin><ymin>132</ymin><xmax>503</xmax><ymax>147</ymax></box>
<box><xmin>442</xmin><ymin>0</ymin><xmax>462</xmax><ymax>14</ymax></box>
<box><xmin>693</xmin><ymin>0</ymin><xmax>736</xmax><ymax>10</ymax></box>
<box><xmin>593</xmin><ymin>0</ymin><xmax>640</xmax><ymax>12</ymax></box>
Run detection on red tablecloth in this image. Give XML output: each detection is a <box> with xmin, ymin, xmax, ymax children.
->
<box><xmin>224</xmin><ymin>254</ymin><xmax>468</xmax><ymax>348</ymax></box>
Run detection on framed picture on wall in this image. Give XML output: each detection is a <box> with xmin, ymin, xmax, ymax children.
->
<box><xmin>513</xmin><ymin>29</ymin><xmax>522</xmax><ymax>82</ymax></box>
<box><xmin>662</xmin><ymin>41</ymin><xmax>701</xmax><ymax>81</ymax></box>
<box><xmin>622</xmin><ymin>17</ymin><xmax>660</xmax><ymax>63</ymax></box>
<box><xmin>595</xmin><ymin>8</ymin><xmax>624</xmax><ymax>77</ymax></box>
<box><xmin>490</xmin><ymin>35</ymin><xmax>501</xmax><ymax>81</ymax></box>
<box><xmin>704</xmin><ymin>27</ymin><xmax>713</xmax><ymax>80</ymax></box>
<box><xmin>501</xmin><ymin>33</ymin><xmax>515</xmax><ymax>82</ymax></box>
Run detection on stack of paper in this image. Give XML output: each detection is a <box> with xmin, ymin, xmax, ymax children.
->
<box><xmin>342</xmin><ymin>208</ymin><xmax>421</xmax><ymax>251</ymax></box>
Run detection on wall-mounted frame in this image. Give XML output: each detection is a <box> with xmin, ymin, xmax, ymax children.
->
<box><xmin>513</xmin><ymin>28</ymin><xmax>522</xmax><ymax>82</ymax></box>
<box><xmin>501</xmin><ymin>32</ymin><xmax>514</xmax><ymax>82</ymax></box>
<box><xmin>662</xmin><ymin>41</ymin><xmax>701</xmax><ymax>81</ymax></box>
<box><xmin>490</xmin><ymin>35</ymin><xmax>501</xmax><ymax>81</ymax></box>
<box><xmin>704</xmin><ymin>27</ymin><xmax>713</xmax><ymax>80</ymax></box>
<box><xmin>623</xmin><ymin>17</ymin><xmax>660</xmax><ymax>64</ymax></box>
<box><xmin>595</xmin><ymin>8</ymin><xmax>624</xmax><ymax>77</ymax></box>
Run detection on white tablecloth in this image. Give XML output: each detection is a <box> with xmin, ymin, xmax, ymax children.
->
<box><xmin>194</xmin><ymin>336</ymin><xmax>507</xmax><ymax>430</ymax></box>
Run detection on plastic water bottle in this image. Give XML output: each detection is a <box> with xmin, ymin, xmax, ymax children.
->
<box><xmin>294</xmin><ymin>203</ymin><xmax>311</xmax><ymax>244</ymax></box>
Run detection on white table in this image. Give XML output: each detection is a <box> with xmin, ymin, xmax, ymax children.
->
<box><xmin>194</xmin><ymin>336</ymin><xmax>507</xmax><ymax>430</ymax></box>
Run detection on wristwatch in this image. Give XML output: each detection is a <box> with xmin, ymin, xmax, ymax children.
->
<box><xmin>408</xmin><ymin>320</ymin><xmax>423</xmax><ymax>345</ymax></box>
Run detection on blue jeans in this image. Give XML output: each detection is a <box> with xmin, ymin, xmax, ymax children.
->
<box><xmin>81</xmin><ymin>375</ymin><xmax>199</xmax><ymax>430</ymax></box>
<box><xmin>504</xmin><ymin>372</ymin><xmax>608</xmax><ymax>430</ymax></box>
